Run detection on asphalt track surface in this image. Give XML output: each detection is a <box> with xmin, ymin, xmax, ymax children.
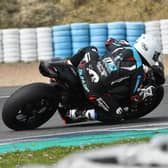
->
<box><xmin>0</xmin><ymin>82</ymin><xmax>168</xmax><ymax>142</ymax></box>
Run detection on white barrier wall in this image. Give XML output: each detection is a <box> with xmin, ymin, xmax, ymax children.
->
<box><xmin>0</xmin><ymin>30</ymin><xmax>3</xmax><ymax>63</ymax></box>
<box><xmin>145</xmin><ymin>21</ymin><xmax>161</xmax><ymax>43</ymax></box>
<box><xmin>2</xmin><ymin>29</ymin><xmax>20</xmax><ymax>63</ymax></box>
<box><xmin>160</xmin><ymin>19</ymin><xmax>168</xmax><ymax>55</ymax></box>
<box><xmin>1</xmin><ymin>19</ymin><xmax>168</xmax><ymax>63</ymax></box>
<box><xmin>20</xmin><ymin>28</ymin><xmax>37</xmax><ymax>62</ymax></box>
<box><xmin>36</xmin><ymin>27</ymin><xmax>53</xmax><ymax>61</ymax></box>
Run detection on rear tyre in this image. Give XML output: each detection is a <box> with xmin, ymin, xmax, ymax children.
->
<box><xmin>2</xmin><ymin>83</ymin><xmax>58</xmax><ymax>130</ymax></box>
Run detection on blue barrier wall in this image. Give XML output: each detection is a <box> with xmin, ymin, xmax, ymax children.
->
<box><xmin>108</xmin><ymin>21</ymin><xmax>126</xmax><ymax>40</ymax></box>
<box><xmin>52</xmin><ymin>24</ymin><xmax>72</xmax><ymax>58</ymax></box>
<box><xmin>89</xmin><ymin>23</ymin><xmax>108</xmax><ymax>57</ymax></box>
<box><xmin>2</xmin><ymin>20</ymin><xmax>168</xmax><ymax>63</ymax></box>
<box><xmin>126</xmin><ymin>22</ymin><xmax>145</xmax><ymax>45</ymax></box>
<box><xmin>52</xmin><ymin>22</ymin><xmax>145</xmax><ymax>59</ymax></box>
<box><xmin>71</xmin><ymin>23</ymin><xmax>90</xmax><ymax>55</ymax></box>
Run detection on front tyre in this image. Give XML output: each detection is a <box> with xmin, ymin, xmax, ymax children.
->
<box><xmin>124</xmin><ymin>86</ymin><xmax>164</xmax><ymax>120</ymax></box>
<box><xmin>2</xmin><ymin>83</ymin><xmax>58</xmax><ymax>130</ymax></box>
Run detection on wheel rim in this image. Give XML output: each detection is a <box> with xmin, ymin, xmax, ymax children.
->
<box><xmin>15</xmin><ymin>98</ymin><xmax>56</xmax><ymax>124</ymax></box>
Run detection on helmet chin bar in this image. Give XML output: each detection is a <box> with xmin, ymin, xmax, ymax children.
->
<box><xmin>152</xmin><ymin>51</ymin><xmax>160</xmax><ymax>62</ymax></box>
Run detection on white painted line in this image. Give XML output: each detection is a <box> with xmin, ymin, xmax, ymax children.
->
<box><xmin>0</xmin><ymin>96</ymin><xmax>9</xmax><ymax>99</ymax></box>
<box><xmin>0</xmin><ymin>122</ymin><xmax>168</xmax><ymax>144</ymax></box>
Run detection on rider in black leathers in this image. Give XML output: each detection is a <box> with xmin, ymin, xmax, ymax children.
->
<box><xmin>65</xmin><ymin>34</ymin><xmax>165</xmax><ymax>122</ymax></box>
<box><xmin>68</xmin><ymin>41</ymin><xmax>142</xmax><ymax>119</ymax></box>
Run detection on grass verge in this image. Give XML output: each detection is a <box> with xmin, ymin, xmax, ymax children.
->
<box><xmin>0</xmin><ymin>137</ymin><xmax>150</xmax><ymax>168</ymax></box>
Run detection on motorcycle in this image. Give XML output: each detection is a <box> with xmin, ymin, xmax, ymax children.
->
<box><xmin>2</xmin><ymin>58</ymin><xmax>164</xmax><ymax>130</ymax></box>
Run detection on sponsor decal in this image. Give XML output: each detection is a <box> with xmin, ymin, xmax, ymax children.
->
<box><xmin>83</xmin><ymin>52</ymin><xmax>91</xmax><ymax>63</ymax></box>
<box><xmin>96</xmin><ymin>61</ymin><xmax>108</xmax><ymax>77</ymax></box>
<box><xmin>78</xmin><ymin>69</ymin><xmax>90</xmax><ymax>93</ymax></box>
<box><xmin>111</xmin><ymin>76</ymin><xmax>129</xmax><ymax>85</ymax></box>
<box><xmin>102</xmin><ymin>57</ymin><xmax>117</xmax><ymax>73</ymax></box>
<box><xmin>116</xmin><ymin>107</ymin><xmax>123</xmax><ymax>115</ymax></box>
<box><xmin>86</xmin><ymin>68</ymin><xmax>99</xmax><ymax>83</ymax></box>
<box><xmin>79</xmin><ymin>52</ymin><xmax>91</xmax><ymax>68</ymax></box>
<box><xmin>152</xmin><ymin>51</ymin><xmax>160</xmax><ymax>62</ymax></box>
<box><xmin>141</xmin><ymin>42</ymin><xmax>148</xmax><ymax>51</ymax></box>
<box><xmin>96</xmin><ymin>97</ymin><xmax>110</xmax><ymax>111</ymax></box>
<box><xmin>113</xmin><ymin>55</ymin><xmax>123</xmax><ymax>62</ymax></box>
<box><xmin>111</xmin><ymin>47</ymin><xmax>124</xmax><ymax>54</ymax></box>
<box><xmin>120</xmin><ymin>65</ymin><xmax>136</xmax><ymax>71</ymax></box>
<box><xmin>139</xmin><ymin>85</ymin><xmax>154</xmax><ymax>100</ymax></box>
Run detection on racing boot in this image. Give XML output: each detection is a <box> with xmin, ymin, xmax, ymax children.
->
<box><xmin>67</xmin><ymin>109</ymin><xmax>97</xmax><ymax>121</ymax></box>
<box><xmin>58</xmin><ymin>107</ymin><xmax>76</xmax><ymax>124</ymax></box>
<box><xmin>67</xmin><ymin>107</ymin><xmax>126</xmax><ymax>123</ymax></box>
<box><xmin>57</xmin><ymin>103</ymin><xmax>86</xmax><ymax>124</ymax></box>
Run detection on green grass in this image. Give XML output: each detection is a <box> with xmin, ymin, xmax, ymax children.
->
<box><xmin>0</xmin><ymin>137</ymin><xmax>150</xmax><ymax>168</ymax></box>
<box><xmin>0</xmin><ymin>0</ymin><xmax>168</xmax><ymax>28</ymax></box>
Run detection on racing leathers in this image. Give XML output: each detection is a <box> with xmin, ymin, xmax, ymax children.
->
<box><xmin>68</xmin><ymin>38</ymin><xmax>145</xmax><ymax>121</ymax></box>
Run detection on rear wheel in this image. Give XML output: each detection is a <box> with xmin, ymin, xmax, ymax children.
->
<box><xmin>2</xmin><ymin>83</ymin><xmax>58</xmax><ymax>130</ymax></box>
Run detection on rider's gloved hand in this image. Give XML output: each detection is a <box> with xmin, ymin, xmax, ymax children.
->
<box><xmin>130</xmin><ymin>95</ymin><xmax>142</xmax><ymax>113</ymax></box>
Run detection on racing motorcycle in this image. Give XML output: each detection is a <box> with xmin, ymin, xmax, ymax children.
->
<box><xmin>2</xmin><ymin>58</ymin><xmax>164</xmax><ymax>130</ymax></box>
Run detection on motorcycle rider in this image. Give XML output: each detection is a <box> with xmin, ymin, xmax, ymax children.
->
<box><xmin>63</xmin><ymin>34</ymin><xmax>165</xmax><ymax>122</ymax></box>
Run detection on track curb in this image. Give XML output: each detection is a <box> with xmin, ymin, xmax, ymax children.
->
<box><xmin>0</xmin><ymin>127</ymin><xmax>168</xmax><ymax>154</ymax></box>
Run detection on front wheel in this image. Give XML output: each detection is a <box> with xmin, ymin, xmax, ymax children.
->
<box><xmin>124</xmin><ymin>86</ymin><xmax>164</xmax><ymax>120</ymax></box>
<box><xmin>2</xmin><ymin>83</ymin><xmax>59</xmax><ymax>130</ymax></box>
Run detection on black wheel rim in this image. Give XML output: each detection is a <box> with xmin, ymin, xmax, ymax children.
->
<box><xmin>15</xmin><ymin>98</ymin><xmax>56</xmax><ymax>124</ymax></box>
